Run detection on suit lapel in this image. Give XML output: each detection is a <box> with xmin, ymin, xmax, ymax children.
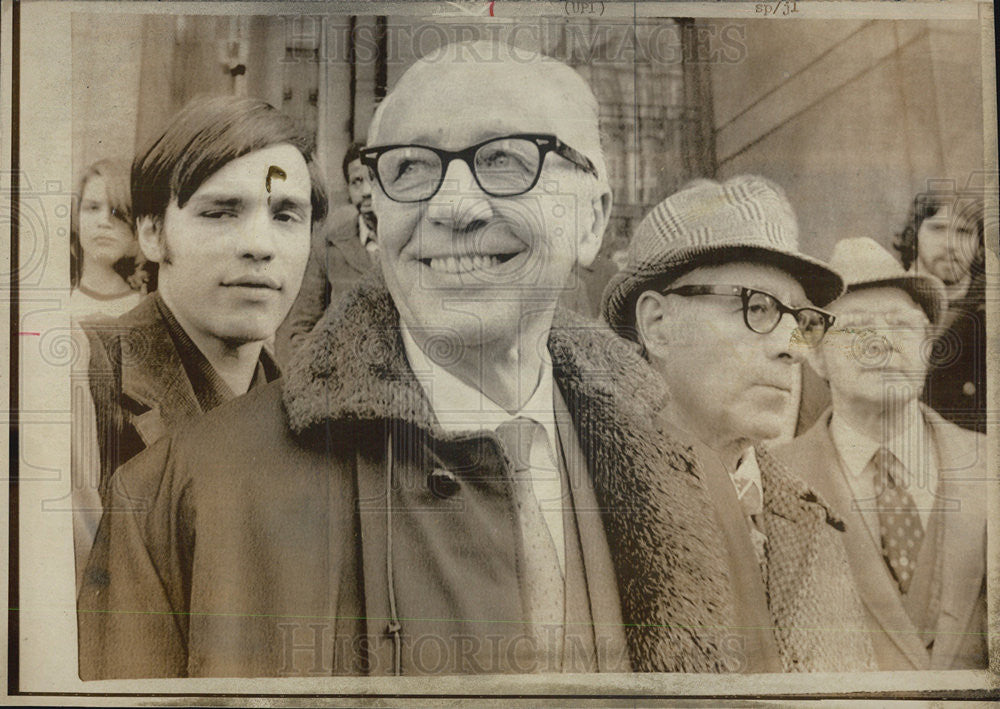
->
<box><xmin>923</xmin><ymin>408</ymin><xmax>988</xmax><ymax>669</ymax></box>
<box><xmin>685</xmin><ymin>434</ymin><xmax>781</xmax><ymax>672</ymax></box>
<box><xmin>554</xmin><ymin>390</ymin><xmax>630</xmax><ymax>672</ymax></box>
<box><xmin>802</xmin><ymin>413</ymin><xmax>930</xmax><ymax>669</ymax></box>
<box><xmin>330</xmin><ymin>219</ymin><xmax>374</xmax><ymax>276</ymax></box>
<box><xmin>118</xmin><ymin>299</ymin><xmax>202</xmax><ymax>447</ymax></box>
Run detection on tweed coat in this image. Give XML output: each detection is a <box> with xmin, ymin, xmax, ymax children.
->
<box><xmin>753</xmin><ymin>446</ymin><xmax>876</xmax><ymax>671</ymax></box>
<box><xmin>689</xmin><ymin>430</ymin><xmax>876</xmax><ymax>673</ymax></box>
<box><xmin>79</xmin><ymin>275</ymin><xmax>736</xmax><ymax>678</ymax></box>
<box><xmin>771</xmin><ymin>408</ymin><xmax>988</xmax><ymax>670</ymax></box>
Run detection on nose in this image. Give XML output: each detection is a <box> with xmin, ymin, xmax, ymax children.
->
<box><xmin>425</xmin><ymin>158</ymin><xmax>492</xmax><ymax>233</ymax></box>
<box><xmin>239</xmin><ymin>208</ymin><xmax>276</xmax><ymax>262</ymax></box>
<box><xmin>765</xmin><ymin>311</ymin><xmax>806</xmax><ymax>364</ymax></box>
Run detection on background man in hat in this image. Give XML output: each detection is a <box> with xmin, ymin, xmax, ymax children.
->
<box><xmin>771</xmin><ymin>237</ymin><xmax>988</xmax><ymax>670</ymax></box>
<box><xmin>79</xmin><ymin>40</ymin><xmax>734</xmax><ymax>678</ymax></box>
<box><xmin>275</xmin><ymin>142</ymin><xmax>379</xmax><ymax>366</ymax></box>
<box><xmin>602</xmin><ymin>175</ymin><xmax>875</xmax><ymax>672</ymax></box>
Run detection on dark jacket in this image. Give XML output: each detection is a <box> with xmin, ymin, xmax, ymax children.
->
<box><xmin>771</xmin><ymin>408</ymin><xmax>988</xmax><ymax>670</ymax></box>
<box><xmin>924</xmin><ymin>279</ymin><xmax>986</xmax><ymax>432</ymax></box>
<box><xmin>274</xmin><ymin>205</ymin><xmax>375</xmax><ymax>366</ymax></box>
<box><xmin>82</xmin><ymin>293</ymin><xmax>279</xmax><ymax>500</ymax></box>
<box><xmin>79</xmin><ymin>275</ymin><xmax>736</xmax><ymax>678</ymax></box>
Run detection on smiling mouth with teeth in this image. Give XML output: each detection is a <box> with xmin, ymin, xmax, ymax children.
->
<box><xmin>421</xmin><ymin>253</ymin><xmax>520</xmax><ymax>274</ymax></box>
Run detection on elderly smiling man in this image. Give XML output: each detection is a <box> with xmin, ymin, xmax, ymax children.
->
<box><xmin>79</xmin><ymin>41</ymin><xmax>733</xmax><ymax>678</ymax></box>
<box><xmin>602</xmin><ymin>176</ymin><xmax>875</xmax><ymax>672</ymax></box>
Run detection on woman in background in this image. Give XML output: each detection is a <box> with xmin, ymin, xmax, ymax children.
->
<box><xmin>69</xmin><ymin>159</ymin><xmax>147</xmax><ymax>583</ymax></box>
<box><xmin>70</xmin><ymin>159</ymin><xmax>146</xmax><ymax>322</ymax></box>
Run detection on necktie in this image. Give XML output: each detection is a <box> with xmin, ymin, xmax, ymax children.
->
<box><xmin>873</xmin><ymin>448</ymin><xmax>924</xmax><ymax>594</ymax></box>
<box><xmin>495</xmin><ymin>417</ymin><xmax>564</xmax><ymax>671</ymax></box>
<box><xmin>732</xmin><ymin>457</ymin><xmax>768</xmax><ymax>574</ymax></box>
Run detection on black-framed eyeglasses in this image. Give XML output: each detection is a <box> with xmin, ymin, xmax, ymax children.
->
<box><xmin>359</xmin><ymin>133</ymin><xmax>599</xmax><ymax>203</ymax></box>
<box><xmin>661</xmin><ymin>285</ymin><xmax>836</xmax><ymax>347</ymax></box>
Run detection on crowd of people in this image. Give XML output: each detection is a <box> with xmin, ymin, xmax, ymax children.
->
<box><xmin>70</xmin><ymin>40</ymin><xmax>988</xmax><ymax>678</ymax></box>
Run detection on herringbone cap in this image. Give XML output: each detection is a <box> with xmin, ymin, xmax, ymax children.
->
<box><xmin>601</xmin><ymin>175</ymin><xmax>845</xmax><ymax>338</ymax></box>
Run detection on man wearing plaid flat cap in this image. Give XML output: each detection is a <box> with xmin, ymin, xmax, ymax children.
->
<box><xmin>771</xmin><ymin>237</ymin><xmax>988</xmax><ymax>670</ymax></box>
<box><xmin>602</xmin><ymin>175</ymin><xmax>875</xmax><ymax>672</ymax></box>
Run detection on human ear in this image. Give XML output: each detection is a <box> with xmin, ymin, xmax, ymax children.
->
<box><xmin>576</xmin><ymin>184</ymin><xmax>612</xmax><ymax>268</ymax></box>
<box><xmin>635</xmin><ymin>290</ymin><xmax>670</xmax><ymax>357</ymax></box>
<box><xmin>136</xmin><ymin>216</ymin><xmax>165</xmax><ymax>264</ymax></box>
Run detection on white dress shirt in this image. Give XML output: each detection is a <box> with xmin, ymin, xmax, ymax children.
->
<box><xmin>401</xmin><ymin>324</ymin><xmax>565</xmax><ymax>572</ymax></box>
<box><xmin>829</xmin><ymin>400</ymin><xmax>940</xmax><ymax>527</ymax></box>
<box><xmin>732</xmin><ymin>447</ymin><xmax>764</xmax><ymax>517</ymax></box>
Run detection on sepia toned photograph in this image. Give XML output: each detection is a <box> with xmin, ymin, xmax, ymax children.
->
<box><xmin>3</xmin><ymin>0</ymin><xmax>997</xmax><ymax>703</ymax></box>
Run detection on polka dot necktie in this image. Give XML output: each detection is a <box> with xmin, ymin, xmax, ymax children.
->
<box><xmin>873</xmin><ymin>448</ymin><xmax>924</xmax><ymax>595</ymax></box>
<box><xmin>495</xmin><ymin>417</ymin><xmax>564</xmax><ymax>671</ymax></box>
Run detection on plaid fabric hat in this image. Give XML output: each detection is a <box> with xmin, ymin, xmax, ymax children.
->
<box><xmin>828</xmin><ymin>237</ymin><xmax>944</xmax><ymax>324</ymax></box>
<box><xmin>601</xmin><ymin>175</ymin><xmax>845</xmax><ymax>337</ymax></box>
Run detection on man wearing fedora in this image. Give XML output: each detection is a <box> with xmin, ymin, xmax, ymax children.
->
<box><xmin>771</xmin><ymin>237</ymin><xmax>988</xmax><ymax>670</ymax></box>
<box><xmin>602</xmin><ymin>175</ymin><xmax>875</xmax><ymax>672</ymax></box>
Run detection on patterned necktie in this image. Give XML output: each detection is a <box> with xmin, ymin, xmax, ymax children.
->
<box><xmin>873</xmin><ymin>448</ymin><xmax>924</xmax><ymax>594</ymax></box>
<box><xmin>495</xmin><ymin>417</ymin><xmax>564</xmax><ymax>671</ymax></box>
<box><xmin>732</xmin><ymin>456</ymin><xmax>768</xmax><ymax>574</ymax></box>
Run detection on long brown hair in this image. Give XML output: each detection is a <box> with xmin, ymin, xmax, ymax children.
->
<box><xmin>70</xmin><ymin>159</ymin><xmax>139</xmax><ymax>288</ymax></box>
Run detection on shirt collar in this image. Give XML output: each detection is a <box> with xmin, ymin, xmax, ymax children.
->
<box><xmin>829</xmin><ymin>400</ymin><xmax>930</xmax><ymax>480</ymax></box>
<box><xmin>359</xmin><ymin>213</ymin><xmax>375</xmax><ymax>248</ymax></box>
<box><xmin>400</xmin><ymin>322</ymin><xmax>558</xmax><ymax>455</ymax></box>
<box><xmin>732</xmin><ymin>447</ymin><xmax>764</xmax><ymax>517</ymax></box>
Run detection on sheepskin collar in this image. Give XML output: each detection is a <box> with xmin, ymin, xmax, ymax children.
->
<box><xmin>282</xmin><ymin>273</ymin><xmax>734</xmax><ymax>673</ymax></box>
<box><xmin>283</xmin><ymin>273</ymin><xmax>668</xmax><ymax>435</ymax></box>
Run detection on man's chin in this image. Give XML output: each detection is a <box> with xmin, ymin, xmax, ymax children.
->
<box><xmin>401</xmin><ymin>303</ymin><xmax>545</xmax><ymax>352</ymax></box>
<box><xmin>216</xmin><ymin>322</ymin><xmax>277</xmax><ymax>348</ymax></box>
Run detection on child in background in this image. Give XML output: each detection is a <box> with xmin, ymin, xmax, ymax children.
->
<box><xmin>70</xmin><ymin>159</ymin><xmax>146</xmax><ymax>322</ymax></box>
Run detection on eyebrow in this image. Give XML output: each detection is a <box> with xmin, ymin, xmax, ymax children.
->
<box><xmin>188</xmin><ymin>189</ymin><xmax>310</xmax><ymax>212</ymax></box>
<box><xmin>188</xmin><ymin>194</ymin><xmax>244</xmax><ymax>210</ymax></box>
<box><xmin>390</xmin><ymin>129</ymin><xmax>547</xmax><ymax>149</ymax></box>
<box><xmin>267</xmin><ymin>195</ymin><xmax>310</xmax><ymax>213</ymax></box>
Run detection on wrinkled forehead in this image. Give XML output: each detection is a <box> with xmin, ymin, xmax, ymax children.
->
<box><xmin>374</xmin><ymin>59</ymin><xmax>595</xmax><ymax>149</ymax></box>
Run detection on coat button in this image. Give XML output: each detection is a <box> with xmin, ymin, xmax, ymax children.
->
<box><xmin>963</xmin><ymin>381</ymin><xmax>976</xmax><ymax>397</ymax></box>
<box><xmin>427</xmin><ymin>468</ymin><xmax>460</xmax><ymax>499</ymax></box>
